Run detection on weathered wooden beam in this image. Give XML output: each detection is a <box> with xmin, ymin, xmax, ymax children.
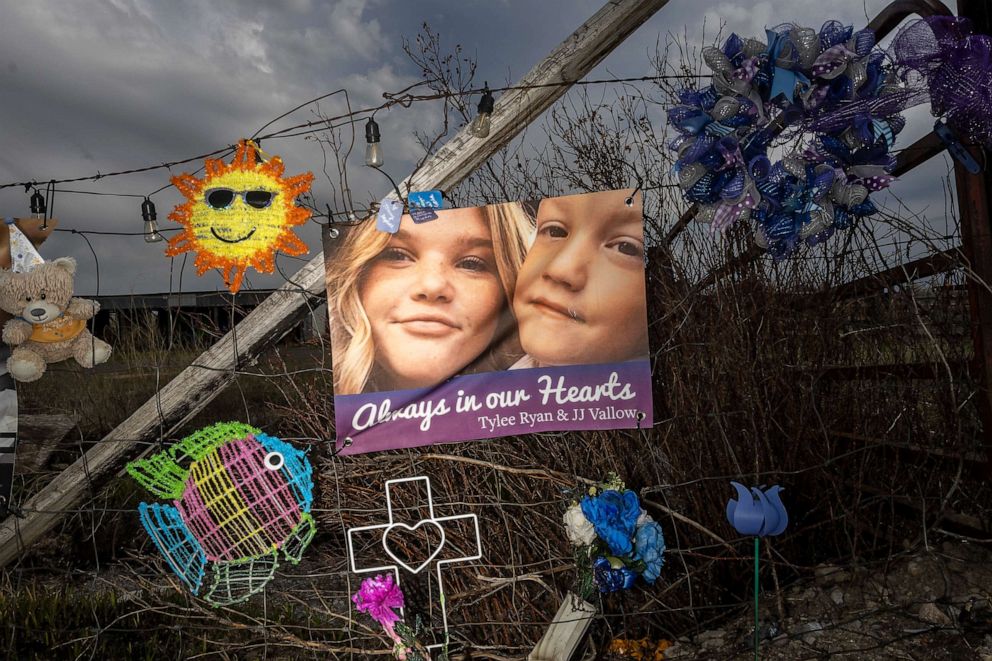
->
<box><xmin>831</xmin><ymin>430</ymin><xmax>987</xmax><ymax>465</ymax></box>
<box><xmin>14</xmin><ymin>414</ymin><xmax>79</xmax><ymax>475</ymax></box>
<box><xmin>529</xmin><ymin>593</ymin><xmax>597</xmax><ymax>661</ymax></box>
<box><xmin>858</xmin><ymin>482</ymin><xmax>990</xmax><ymax>538</ymax></box>
<box><xmin>821</xmin><ymin>247</ymin><xmax>962</xmax><ymax>303</ymax></box>
<box><xmin>867</xmin><ymin>0</ymin><xmax>952</xmax><ymax>37</ymax></box>
<box><xmin>662</xmin><ymin>204</ymin><xmax>698</xmax><ymax>247</ymax></box>
<box><xmin>811</xmin><ymin>360</ymin><xmax>969</xmax><ymax>380</ymax></box>
<box><xmin>0</xmin><ymin>0</ymin><xmax>671</xmax><ymax>567</ymax></box>
<box><xmin>959</xmin><ymin>0</ymin><xmax>992</xmax><ymax>482</ymax></box>
<box><xmin>891</xmin><ymin>131</ymin><xmax>948</xmax><ymax>177</ymax></box>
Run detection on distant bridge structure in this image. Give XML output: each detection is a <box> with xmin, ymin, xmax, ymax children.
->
<box><xmin>91</xmin><ymin>290</ymin><xmax>325</xmax><ymax>346</ymax></box>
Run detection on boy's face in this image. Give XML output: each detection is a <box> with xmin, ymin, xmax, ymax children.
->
<box><xmin>512</xmin><ymin>190</ymin><xmax>648</xmax><ymax>365</ymax></box>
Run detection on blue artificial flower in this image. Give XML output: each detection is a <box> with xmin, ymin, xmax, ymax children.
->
<box><xmin>633</xmin><ymin>521</ymin><xmax>666</xmax><ymax>584</ymax></box>
<box><xmin>580</xmin><ymin>489</ymin><xmax>640</xmax><ymax>556</ymax></box>
<box><xmin>726</xmin><ymin>483</ymin><xmax>788</xmax><ymax>537</ymax></box>
<box><xmin>593</xmin><ymin>556</ymin><xmax>637</xmax><ymax>593</ymax></box>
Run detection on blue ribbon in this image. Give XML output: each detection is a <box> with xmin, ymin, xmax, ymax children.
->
<box><xmin>766</xmin><ymin>30</ymin><xmax>810</xmax><ymax>103</ymax></box>
<box><xmin>703</xmin><ymin>121</ymin><xmax>736</xmax><ymax>137</ymax></box>
<box><xmin>871</xmin><ymin>119</ymin><xmax>895</xmax><ymax>149</ymax></box>
<box><xmin>674</xmin><ymin>111</ymin><xmax>713</xmax><ymax>135</ymax></box>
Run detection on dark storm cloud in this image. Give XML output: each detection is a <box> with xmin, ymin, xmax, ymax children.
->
<box><xmin>0</xmin><ymin>0</ymin><xmax>946</xmax><ymax>294</ymax></box>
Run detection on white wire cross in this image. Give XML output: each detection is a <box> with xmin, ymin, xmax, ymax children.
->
<box><xmin>347</xmin><ymin>476</ymin><xmax>482</xmax><ymax>651</ymax></box>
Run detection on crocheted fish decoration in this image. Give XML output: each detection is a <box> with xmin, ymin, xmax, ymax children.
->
<box><xmin>126</xmin><ymin>422</ymin><xmax>315</xmax><ymax>606</ymax></box>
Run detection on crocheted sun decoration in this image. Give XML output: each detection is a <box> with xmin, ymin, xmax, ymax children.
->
<box><xmin>126</xmin><ymin>422</ymin><xmax>315</xmax><ymax>606</ymax></box>
<box><xmin>167</xmin><ymin>139</ymin><xmax>314</xmax><ymax>293</ymax></box>
<box><xmin>563</xmin><ymin>474</ymin><xmax>666</xmax><ymax>598</ymax></box>
<box><xmin>668</xmin><ymin>21</ymin><xmax>923</xmax><ymax>258</ymax></box>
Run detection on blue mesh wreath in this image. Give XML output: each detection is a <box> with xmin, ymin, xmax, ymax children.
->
<box><xmin>668</xmin><ymin>21</ymin><xmax>921</xmax><ymax>258</ymax></box>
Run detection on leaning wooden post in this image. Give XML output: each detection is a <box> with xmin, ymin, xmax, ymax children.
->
<box><xmin>0</xmin><ymin>0</ymin><xmax>670</xmax><ymax>567</ymax></box>
<box><xmin>955</xmin><ymin>0</ymin><xmax>992</xmax><ymax>479</ymax></box>
<box><xmin>529</xmin><ymin>593</ymin><xmax>597</xmax><ymax>661</ymax></box>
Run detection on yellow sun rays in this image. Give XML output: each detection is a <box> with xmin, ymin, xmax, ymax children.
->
<box><xmin>167</xmin><ymin>140</ymin><xmax>314</xmax><ymax>293</ymax></box>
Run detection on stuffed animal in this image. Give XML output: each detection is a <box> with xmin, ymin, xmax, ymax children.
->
<box><xmin>0</xmin><ymin>257</ymin><xmax>111</xmax><ymax>382</ymax></box>
<box><xmin>0</xmin><ymin>218</ymin><xmax>56</xmax><ymax>322</ymax></box>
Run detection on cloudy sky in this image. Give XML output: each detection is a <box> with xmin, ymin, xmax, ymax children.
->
<box><xmin>0</xmin><ymin>0</ymin><xmax>953</xmax><ymax>295</ymax></box>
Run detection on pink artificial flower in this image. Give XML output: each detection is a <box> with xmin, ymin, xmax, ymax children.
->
<box><xmin>353</xmin><ymin>574</ymin><xmax>405</xmax><ymax>634</ymax></box>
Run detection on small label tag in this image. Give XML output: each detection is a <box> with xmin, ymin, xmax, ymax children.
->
<box><xmin>409</xmin><ymin>206</ymin><xmax>439</xmax><ymax>223</ymax></box>
<box><xmin>375</xmin><ymin>198</ymin><xmax>404</xmax><ymax>234</ymax></box>
<box><xmin>408</xmin><ymin>190</ymin><xmax>444</xmax><ymax>209</ymax></box>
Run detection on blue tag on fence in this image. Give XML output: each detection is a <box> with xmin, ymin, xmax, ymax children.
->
<box><xmin>409</xmin><ymin>206</ymin><xmax>439</xmax><ymax>223</ymax></box>
<box><xmin>408</xmin><ymin>190</ymin><xmax>444</xmax><ymax>209</ymax></box>
<box><xmin>376</xmin><ymin>198</ymin><xmax>404</xmax><ymax>234</ymax></box>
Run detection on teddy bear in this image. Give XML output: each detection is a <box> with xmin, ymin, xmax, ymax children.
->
<box><xmin>0</xmin><ymin>257</ymin><xmax>112</xmax><ymax>382</ymax></box>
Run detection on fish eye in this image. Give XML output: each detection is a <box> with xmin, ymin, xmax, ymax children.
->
<box><xmin>264</xmin><ymin>451</ymin><xmax>284</xmax><ymax>471</ymax></box>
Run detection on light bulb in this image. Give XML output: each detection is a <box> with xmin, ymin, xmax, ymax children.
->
<box><xmin>469</xmin><ymin>113</ymin><xmax>491</xmax><ymax>138</ymax></box>
<box><xmin>364</xmin><ymin>117</ymin><xmax>383</xmax><ymax>167</ymax></box>
<box><xmin>144</xmin><ymin>221</ymin><xmax>164</xmax><ymax>243</ymax></box>
<box><xmin>141</xmin><ymin>198</ymin><xmax>164</xmax><ymax>243</ymax></box>
<box><xmin>365</xmin><ymin>142</ymin><xmax>384</xmax><ymax>168</ymax></box>
<box><xmin>469</xmin><ymin>84</ymin><xmax>495</xmax><ymax>138</ymax></box>
<box><xmin>29</xmin><ymin>190</ymin><xmax>46</xmax><ymax>220</ymax></box>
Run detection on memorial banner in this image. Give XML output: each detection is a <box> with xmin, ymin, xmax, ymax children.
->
<box><xmin>323</xmin><ymin>189</ymin><xmax>652</xmax><ymax>454</ymax></box>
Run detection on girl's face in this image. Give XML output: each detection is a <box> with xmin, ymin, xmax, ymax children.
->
<box><xmin>359</xmin><ymin>208</ymin><xmax>504</xmax><ymax>390</ymax></box>
<box><xmin>512</xmin><ymin>190</ymin><xmax>648</xmax><ymax>365</ymax></box>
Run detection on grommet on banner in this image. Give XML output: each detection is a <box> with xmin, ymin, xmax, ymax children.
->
<box><xmin>343</xmin><ymin>436</ymin><xmax>354</xmax><ymax>447</ymax></box>
<box><xmin>613</xmin><ymin>159</ymin><xmax>644</xmax><ymax>207</ymax></box>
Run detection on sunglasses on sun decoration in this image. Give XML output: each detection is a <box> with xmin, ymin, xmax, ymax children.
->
<box><xmin>204</xmin><ymin>188</ymin><xmax>278</xmax><ymax>210</ymax></box>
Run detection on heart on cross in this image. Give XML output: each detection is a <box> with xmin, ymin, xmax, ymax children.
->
<box><xmin>382</xmin><ymin>520</ymin><xmax>446</xmax><ymax>575</ymax></box>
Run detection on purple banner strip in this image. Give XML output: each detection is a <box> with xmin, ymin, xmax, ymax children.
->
<box><xmin>334</xmin><ymin>360</ymin><xmax>653</xmax><ymax>455</ymax></box>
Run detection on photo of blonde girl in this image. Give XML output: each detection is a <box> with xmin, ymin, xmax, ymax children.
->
<box><xmin>325</xmin><ymin>201</ymin><xmax>533</xmax><ymax>394</ymax></box>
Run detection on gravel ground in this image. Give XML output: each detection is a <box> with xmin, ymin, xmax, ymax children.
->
<box><xmin>658</xmin><ymin>541</ymin><xmax>992</xmax><ymax>661</ymax></box>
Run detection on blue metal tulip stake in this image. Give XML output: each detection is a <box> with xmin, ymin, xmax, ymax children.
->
<box><xmin>726</xmin><ymin>483</ymin><xmax>788</xmax><ymax>660</ymax></box>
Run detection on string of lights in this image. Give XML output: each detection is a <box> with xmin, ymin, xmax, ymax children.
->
<box><xmin>0</xmin><ymin>73</ymin><xmax>703</xmax><ymax>195</ymax></box>
<box><xmin>3</xmin><ymin>65</ymin><xmax>960</xmax><ymax>249</ymax></box>
<box><xmin>0</xmin><ymin>69</ymin><xmax>957</xmax><ymax>242</ymax></box>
